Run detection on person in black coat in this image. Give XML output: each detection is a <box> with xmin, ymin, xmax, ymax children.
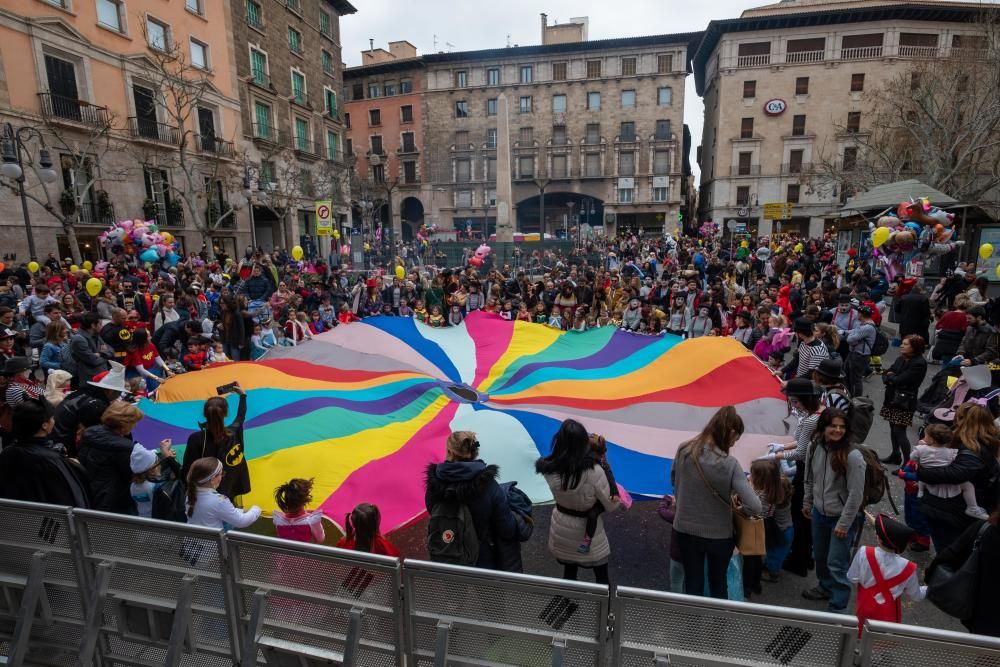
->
<box><xmin>181</xmin><ymin>384</ymin><xmax>250</xmax><ymax>502</ymax></box>
<box><xmin>424</xmin><ymin>431</ymin><xmax>531</xmax><ymax>572</ymax></box>
<box><xmin>879</xmin><ymin>335</ymin><xmax>928</xmax><ymax>464</ymax></box>
<box><xmin>152</xmin><ymin>319</ymin><xmax>203</xmax><ymax>358</ymax></box>
<box><xmin>895</xmin><ymin>284</ymin><xmax>932</xmax><ymax>343</ymax></box>
<box><xmin>928</xmin><ymin>515</ymin><xmax>1000</xmax><ymax>637</ymax></box>
<box><xmin>78</xmin><ymin>400</ymin><xmax>146</xmax><ymax>514</ymax></box>
<box><xmin>918</xmin><ymin>403</ymin><xmax>1000</xmax><ymax>551</ymax></box>
<box><xmin>0</xmin><ymin>398</ymin><xmax>91</xmax><ymax>507</ymax></box>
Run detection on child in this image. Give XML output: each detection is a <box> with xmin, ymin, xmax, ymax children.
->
<box><xmin>447</xmin><ymin>304</ymin><xmax>464</xmax><ymax>327</ymax></box>
<box><xmin>182</xmin><ymin>336</ymin><xmax>209</xmax><ymax>371</ymax></box>
<box><xmin>749</xmin><ymin>459</ymin><xmax>794</xmax><ymax>583</ymax></box>
<box><xmin>532</xmin><ymin>303</ymin><xmax>548</xmax><ymax>324</ymax></box>
<box><xmin>412</xmin><ymin>299</ymin><xmax>428</xmax><ymax>323</ymax></box>
<box><xmin>185</xmin><ymin>456</ymin><xmax>261</xmax><ymax>530</ymax></box>
<box><xmin>499</xmin><ymin>300</ymin><xmax>514</xmax><ymax>320</ymax></box>
<box><xmin>208</xmin><ymin>341</ymin><xmax>231</xmax><ymax>364</ymax></box>
<box><xmin>318</xmin><ymin>296</ymin><xmax>336</xmax><ymax>328</ymax></box>
<box><xmin>516</xmin><ymin>302</ymin><xmax>531</xmax><ymax>322</ymax></box>
<box><xmin>847</xmin><ymin>512</ymin><xmax>925</xmax><ymax>635</ymax></box>
<box><xmin>571</xmin><ymin>310</ymin><xmax>587</xmax><ymax>332</ymax></box>
<box><xmin>911</xmin><ymin>423</ymin><xmax>990</xmax><ymax>519</ymax></box>
<box><xmin>163</xmin><ymin>349</ymin><xmax>186</xmax><ymax>375</ymax></box>
<box><xmin>578</xmin><ymin>434</ymin><xmax>619</xmax><ymax>553</ymax></box>
<box><xmin>250</xmin><ymin>323</ymin><xmax>277</xmax><ymax>360</ymax></box>
<box><xmin>335</xmin><ymin>502</ymin><xmax>400</xmax><ymax>556</ymax></box>
<box><xmin>338</xmin><ymin>302</ymin><xmax>360</xmax><ymax>324</ymax></box>
<box><xmin>129</xmin><ymin>439</ymin><xmax>177</xmax><ymax>518</ymax></box>
<box><xmin>597</xmin><ymin>308</ymin><xmax>611</xmax><ymax>328</ymax></box>
<box><xmin>548</xmin><ymin>305</ymin><xmax>565</xmax><ymax>331</ymax></box>
<box><xmin>767</xmin><ymin>350</ymin><xmax>784</xmax><ymax>374</ymax></box>
<box><xmin>273</xmin><ymin>478</ymin><xmax>326</xmax><ymax>544</ymax></box>
<box><xmin>398</xmin><ymin>298</ymin><xmax>414</xmax><ymax>318</ymax></box>
<box><xmin>427</xmin><ymin>305</ymin><xmax>445</xmax><ymax>328</ymax></box>
<box><xmin>308</xmin><ymin>310</ymin><xmax>329</xmax><ymax>334</ymax></box>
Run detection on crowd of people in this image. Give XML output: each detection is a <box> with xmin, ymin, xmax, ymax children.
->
<box><xmin>1</xmin><ymin>227</ymin><xmax>1000</xmax><ymax>637</ymax></box>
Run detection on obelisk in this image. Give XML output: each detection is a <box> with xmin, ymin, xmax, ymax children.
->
<box><xmin>495</xmin><ymin>93</ymin><xmax>514</xmax><ymax>243</ymax></box>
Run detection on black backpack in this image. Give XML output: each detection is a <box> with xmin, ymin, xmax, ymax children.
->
<box><xmin>426</xmin><ymin>501</ymin><xmax>479</xmax><ymax>565</ymax></box>
<box><xmin>151</xmin><ymin>469</ymin><xmax>188</xmax><ymax>523</ymax></box>
<box><xmin>827</xmin><ymin>389</ymin><xmax>875</xmax><ymax>443</ymax></box>
<box><xmin>871</xmin><ymin>327</ymin><xmax>890</xmax><ymax>356</ymax></box>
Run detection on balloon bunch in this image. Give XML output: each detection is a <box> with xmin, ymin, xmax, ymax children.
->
<box><xmin>469</xmin><ymin>243</ymin><xmax>492</xmax><ymax>267</ymax></box>
<box><xmin>698</xmin><ymin>221</ymin><xmax>720</xmax><ymax>239</ymax></box>
<box><xmin>99</xmin><ymin>219</ymin><xmax>180</xmax><ymax>267</ymax></box>
<box><xmin>869</xmin><ymin>199</ymin><xmax>963</xmax><ymax>281</ymax></box>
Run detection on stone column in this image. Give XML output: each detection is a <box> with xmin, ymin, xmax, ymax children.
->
<box><xmin>495</xmin><ymin>93</ymin><xmax>514</xmax><ymax>242</ymax></box>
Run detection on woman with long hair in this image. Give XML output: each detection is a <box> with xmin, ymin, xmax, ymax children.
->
<box><xmin>879</xmin><ymin>334</ymin><xmax>928</xmax><ymax>464</ymax></box>
<box><xmin>536</xmin><ymin>419</ymin><xmax>620</xmax><ymax>584</ymax></box>
<box><xmin>181</xmin><ymin>382</ymin><xmax>250</xmax><ymax>502</ymax></box>
<box><xmin>801</xmin><ymin>408</ymin><xmax>866</xmax><ymax>613</ymax></box>
<box><xmin>185</xmin><ymin>456</ymin><xmax>261</xmax><ymax>530</ymax></box>
<box><xmin>918</xmin><ymin>403</ymin><xmax>1000</xmax><ymax>551</ymax></box>
<box><xmin>39</xmin><ymin>320</ymin><xmax>69</xmax><ymax>376</ymax></box>
<box><xmin>671</xmin><ymin>406</ymin><xmax>762</xmax><ymax>598</ymax></box>
<box><xmin>220</xmin><ymin>296</ymin><xmax>247</xmax><ymax>361</ymax></box>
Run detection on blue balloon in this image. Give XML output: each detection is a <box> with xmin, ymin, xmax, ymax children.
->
<box><xmin>166</xmin><ymin>251</ymin><xmax>180</xmax><ymax>267</ymax></box>
<box><xmin>140</xmin><ymin>248</ymin><xmax>159</xmax><ymax>263</ymax></box>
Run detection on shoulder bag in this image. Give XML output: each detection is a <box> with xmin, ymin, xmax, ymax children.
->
<box><xmin>926</xmin><ymin>522</ymin><xmax>991</xmax><ymax>620</ymax></box>
<box><xmin>691</xmin><ymin>451</ymin><xmax>766</xmax><ymax>556</ymax></box>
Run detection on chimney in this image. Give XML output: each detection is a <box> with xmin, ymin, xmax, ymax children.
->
<box><xmin>540</xmin><ymin>13</ymin><xmax>548</xmax><ymax>42</ymax></box>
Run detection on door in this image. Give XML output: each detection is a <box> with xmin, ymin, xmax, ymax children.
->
<box><xmin>44</xmin><ymin>55</ymin><xmax>80</xmax><ymax>120</ymax></box>
<box><xmin>198</xmin><ymin>108</ymin><xmax>216</xmax><ymax>151</ymax></box>
<box><xmin>132</xmin><ymin>86</ymin><xmax>158</xmax><ymax>139</ymax></box>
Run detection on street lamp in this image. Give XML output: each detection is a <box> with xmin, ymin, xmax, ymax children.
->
<box><xmin>566</xmin><ymin>201</ymin><xmax>576</xmax><ymax>243</ymax></box>
<box><xmin>242</xmin><ymin>167</ymin><xmax>260</xmax><ymax>252</ymax></box>
<box><xmin>533</xmin><ymin>177</ymin><xmax>551</xmax><ymax>236</ymax></box>
<box><xmin>2</xmin><ymin>122</ymin><xmax>60</xmax><ymax>260</ymax></box>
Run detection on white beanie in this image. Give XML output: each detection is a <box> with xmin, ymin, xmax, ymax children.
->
<box><xmin>129</xmin><ymin>443</ymin><xmax>159</xmax><ymax>474</ymax></box>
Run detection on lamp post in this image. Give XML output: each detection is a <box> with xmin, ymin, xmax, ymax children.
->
<box><xmin>1</xmin><ymin>123</ymin><xmax>60</xmax><ymax>260</ymax></box>
<box><xmin>566</xmin><ymin>201</ymin><xmax>576</xmax><ymax>244</ymax></box>
<box><xmin>242</xmin><ymin>166</ymin><xmax>260</xmax><ymax>251</ymax></box>
<box><xmin>533</xmin><ymin>177</ymin><xmax>551</xmax><ymax>236</ymax></box>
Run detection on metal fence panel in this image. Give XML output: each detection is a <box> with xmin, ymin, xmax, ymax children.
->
<box><xmin>0</xmin><ymin>499</ymin><xmax>90</xmax><ymax>667</ymax></box>
<box><xmin>72</xmin><ymin>510</ymin><xmax>238</xmax><ymax>667</ymax></box>
<box><xmin>226</xmin><ymin>531</ymin><xmax>404</xmax><ymax>667</ymax></box>
<box><xmin>403</xmin><ymin>559</ymin><xmax>609</xmax><ymax>667</ymax></box>
<box><xmin>612</xmin><ymin>587</ymin><xmax>858</xmax><ymax>667</ymax></box>
<box><xmin>860</xmin><ymin>620</ymin><xmax>1000</xmax><ymax>667</ymax></box>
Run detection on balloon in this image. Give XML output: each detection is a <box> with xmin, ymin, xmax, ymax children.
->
<box><xmin>980</xmin><ymin>243</ymin><xmax>994</xmax><ymax>260</ymax></box>
<box><xmin>160</xmin><ymin>232</ymin><xmax>174</xmax><ymax>244</ymax></box>
<box><xmin>469</xmin><ymin>256</ymin><xmax>483</xmax><ymax>267</ymax></box>
<box><xmin>333</xmin><ymin>230</ymin><xmax>340</xmax><ymax>239</ymax></box>
<box><xmin>0</xmin><ymin>262</ymin><xmax>4</xmax><ymax>272</ymax></box>
<box><xmin>166</xmin><ymin>251</ymin><xmax>180</xmax><ymax>267</ymax></box>
<box><xmin>395</xmin><ymin>266</ymin><xmax>405</xmax><ymax>280</ymax></box>
<box><xmin>996</xmin><ymin>265</ymin><xmax>1000</xmax><ymax>279</ymax></box>
<box><xmin>341</xmin><ymin>244</ymin><xmax>351</xmax><ymax>255</ymax></box>
<box><xmin>27</xmin><ymin>261</ymin><xmax>40</xmax><ymax>273</ymax></box>
<box><xmin>140</xmin><ymin>248</ymin><xmax>159</xmax><ymax>263</ymax></box>
<box><xmin>70</xmin><ymin>265</ymin><xmax>79</xmax><ymax>272</ymax></box>
<box><xmin>740</xmin><ymin>240</ymin><xmax>748</xmax><ymax>249</ymax></box>
<box><xmin>292</xmin><ymin>245</ymin><xmax>304</xmax><ymax>261</ymax></box>
<box><xmin>85</xmin><ymin>277</ymin><xmax>102</xmax><ymax>297</ymax></box>
<box><xmin>794</xmin><ymin>243</ymin><xmax>803</xmax><ymax>253</ymax></box>
<box><xmin>82</xmin><ymin>260</ymin><xmax>93</xmax><ymax>271</ymax></box>
<box><xmin>871</xmin><ymin>227</ymin><xmax>890</xmax><ymax>248</ymax></box>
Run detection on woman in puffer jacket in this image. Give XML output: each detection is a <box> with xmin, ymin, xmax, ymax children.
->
<box><xmin>536</xmin><ymin>419</ymin><xmax>620</xmax><ymax>584</ymax></box>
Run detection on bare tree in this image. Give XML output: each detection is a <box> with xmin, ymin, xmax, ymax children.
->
<box><xmin>805</xmin><ymin>11</ymin><xmax>1000</xmax><ymax>216</ymax></box>
<box><xmin>242</xmin><ymin>147</ymin><xmax>311</xmax><ymax>249</ymax></box>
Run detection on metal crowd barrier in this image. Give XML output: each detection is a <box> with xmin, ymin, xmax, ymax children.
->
<box><xmin>859</xmin><ymin>620</ymin><xmax>1000</xmax><ymax>667</ymax></box>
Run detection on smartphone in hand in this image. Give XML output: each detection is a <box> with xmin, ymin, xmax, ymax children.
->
<box><xmin>216</xmin><ymin>382</ymin><xmax>238</xmax><ymax>395</ymax></box>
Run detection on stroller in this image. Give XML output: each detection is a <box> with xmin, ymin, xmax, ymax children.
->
<box><xmin>920</xmin><ymin>365</ymin><xmax>999</xmax><ymax>433</ymax></box>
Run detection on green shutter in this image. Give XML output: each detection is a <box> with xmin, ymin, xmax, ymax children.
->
<box><xmin>295</xmin><ymin>118</ymin><xmax>308</xmax><ymax>150</ymax></box>
<box><xmin>292</xmin><ymin>72</ymin><xmax>304</xmax><ymax>103</ymax></box>
<box><xmin>251</xmin><ymin>51</ymin><xmax>266</xmax><ymax>84</ymax></box>
<box><xmin>254</xmin><ymin>102</ymin><xmax>270</xmax><ymax>138</ymax></box>
<box><xmin>327</xmin><ymin>131</ymin><xmax>337</xmax><ymax>160</ymax></box>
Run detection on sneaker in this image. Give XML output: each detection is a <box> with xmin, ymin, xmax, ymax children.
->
<box><xmin>801</xmin><ymin>586</ymin><xmax>832</xmax><ymax>601</ymax></box>
<box><xmin>577</xmin><ymin>542</ymin><xmax>591</xmax><ymax>554</ymax></box>
<box><xmin>966</xmin><ymin>506</ymin><xmax>990</xmax><ymax>520</ymax></box>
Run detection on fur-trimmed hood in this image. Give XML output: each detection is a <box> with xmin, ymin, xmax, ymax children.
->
<box><xmin>425</xmin><ymin>460</ymin><xmax>499</xmax><ymax>505</ymax></box>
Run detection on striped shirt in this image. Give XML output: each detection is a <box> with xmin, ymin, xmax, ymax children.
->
<box><xmin>796</xmin><ymin>339</ymin><xmax>830</xmax><ymax>378</ymax></box>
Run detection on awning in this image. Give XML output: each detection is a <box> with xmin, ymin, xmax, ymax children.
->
<box><xmin>838</xmin><ymin>179</ymin><xmax>959</xmax><ymax>217</ymax></box>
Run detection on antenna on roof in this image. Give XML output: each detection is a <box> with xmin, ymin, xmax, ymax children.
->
<box><xmin>445</xmin><ymin>41</ymin><xmax>455</xmax><ymax>52</ymax></box>
<box><xmin>506</xmin><ymin>34</ymin><xmax>511</xmax><ymax>47</ymax></box>
<box><xmin>433</xmin><ymin>34</ymin><xmax>438</xmax><ymax>50</ymax></box>
<box><xmin>369</xmin><ymin>38</ymin><xmax>374</xmax><ymax>51</ymax></box>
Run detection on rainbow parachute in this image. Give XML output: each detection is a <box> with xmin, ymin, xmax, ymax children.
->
<box><xmin>135</xmin><ymin>313</ymin><xmax>791</xmax><ymax>530</ymax></box>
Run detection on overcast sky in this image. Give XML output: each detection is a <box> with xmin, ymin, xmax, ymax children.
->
<box><xmin>339</xmin><ymin>0</ymin><xmax>995</xmax><ymax>180</ymax></box>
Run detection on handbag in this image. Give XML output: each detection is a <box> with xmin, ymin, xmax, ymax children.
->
<box><xmin>926</xmin><ymin>522</ymin><xmax>990</xmax><ymax>619</ymax></box>
<box><xmin>886</xmin><ymin>386</ymin><xmax>918</xmax><ymax>411</ymax></box>
<box><xmin>691</xmin><ymin>452</ymin><xmax>766</xmax><ymax>556</ymax></box>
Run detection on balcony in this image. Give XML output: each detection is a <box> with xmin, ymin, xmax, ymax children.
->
<box><xmin>197</xmin><ymin>135</ymin><xmax>235</xmax><ymax>158</ymax></box>
<box><xmin>781</xmin><ymin>162</ymin><xmax>812</xmax><ymax>175</ymax></box>
<box><xmin>736</xmin><ymin>54</ymin><xmax>771</xmax><ymax>68</ymax></box>
<box><xmin>840</xmin><ymin>46</ymin><xmax>883</xmax><ymax>60</ymax></box>
<box><xmin>290</xmin><ymin>91</ymin><xmax>311</xmax><ymax>109</ymax></box>
<box><xmin>249</xmin><ymin>71</ymin><xmax>273</xmax><ymax>91</ymax></box>
<box><xmin>246</xmin><ymin>11</ymin><xmax>265</xmax><ymax>31</ymax></box>
<box><xmin>250</xmin><ymin>122</ymin><xmax>281</xmax><ymax>145</ymax></box>
<box><xmin>898</xmin><ymin>45</ymin><xmax>940</xmax><ymax>58</ymax></box>
<box><xmin>293</xmin><ymin>137</ymin><xmax>319</xmax><ymax>158</ymax></box>
<box><xmin>37</xmin><ymin>92</ymin><xmax>109</xmax><ymax>128</ymax></box>
<box><xmin>289</xmin><ymin>43</ymin><xmax>304</xmax><ymax>57</ymax></box>
<box><xmin>786</xmin><ymin>50</ymin><xmax>824</xmax><ymax>64</ymax></box>
<box><xmin>730</xmin><ymin>165</ymin><xmax>761</xmax><ymax>177</ymax></box>
<box><xmin>127</xmin><ymin>117</ymin><xmax>180</xmax><ymax>145</ymax></box>
<box><xmin>398</xmin><ymin>143</ymin><xmax>419</xmax><ymax>155</ymax></box>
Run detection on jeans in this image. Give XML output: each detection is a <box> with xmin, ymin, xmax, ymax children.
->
<box><xmin>765</xmin><ymin>526</ymin><xmax>794</xmax><ymax>573</ymax></box>
<box><xmin>811</xmin><ymin>509</ymin><xmax>859</xmax><ymax>612</ymax></box>
<box><xmin>846</xmin><ymin>351</ymin><xmax>868</xmax><ymax>397</ymax></box>
<box><xmin>903</xmin><ymin>493</ymin><xmax>931</xmax><ymax>543</ymax></box>
<box><xmin>675</xmin><ymin>531</ymin><xmax>736</xmax><ymax>599</ymax></box>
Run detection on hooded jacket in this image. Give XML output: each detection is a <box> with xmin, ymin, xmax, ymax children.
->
<box><xmin>78</xmin><ymin>424</ymin><xmax>136</xmax><ymax>514</ymax></box>
<box><xmin>424</xmin><ymin>460</ymin><xmax>530</xmax><ymax>572</ymax></box>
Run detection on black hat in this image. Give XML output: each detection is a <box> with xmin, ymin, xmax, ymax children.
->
<box><xmin>874</xmin><ymin>512</ymin><xmax>915</xmax><ymax>553</ymax></box>
<box><xmin>737</xmin><ymin>311</ymin><xmax>753</xmax><ymax>323</ymax></box>
<box><xmin>1</xmin><ymin>356</ymin><xmax>32</xmax><ymax>375</ymax></box>
<box><xmin>782</xmin><ymin>378</ymin><xmax>822</xmax><ymax>398</ymax></box>
<box><xmin>837</xmin><ymin>294</ymin><xmax>852</xmax><ymax>304</ymax></box>
<box><xmin>815</xmin><ymin>358</ymin><xmax>845</xmax><ymax>380</ymax></box>
<box><xmin>793</xmin><ymin>318</ymin><xmax>815</xmax><ymax>335</ymax></box>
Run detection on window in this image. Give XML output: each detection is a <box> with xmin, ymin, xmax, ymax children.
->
<box><xmin>367</xmin><ymin>84</ymin><xmax>380</xmax><ymax>98</ymax></box>
<box><xmin>519</xmin><ymin>127</ymin><xmax>533</xmax><ymax>143</ymax></box>
<box><xmin>326</xmin><ymin>130</ymin><xmax>338</xmax><ymax>160</ymax></box>
<box><xmin>618</xmin><ymin>187</ymin><xmax>633</xmax><ymax>204</ymax></box>
<box><xmin>250</xmin><ymin>49</ymin><xmax>268</xmax><ymax>85</ymax></box>
<box><xmin>585</xmin><ymin>123</ymin><xmax>600</xmax><ymax>144</ymax></box>
<box><xmin>552</xmin><ymin>94</ymin><xmax>567</xmax><ymax>113</ymax></box>
<box><xmin>586</xmin><ymin>60</ymin><xmax>602</xmax><ymax>78</ymax></box>
<box><xmin>185</xmin><ymin>0</ymin><xmax>203</xmax><ymax>15</ymax></box>
<box><xmin>345</xmin><ymin>137</ymin><xmax>352</xmax><ymax>155</ymax></box>
<box><xmin>372</xmin><ymin>164</ymin><xmax>385</xmax><ymax>183</ymax></box>
<box><xmin>487</xmin><ymin>68</ymin><xmax>500</xmax><ymax>86</ymax></box>
<box><xmin>486</xmin><ymin>158</ymin><xmax>497</xmax><ymax>180</ymax></box>
<box><xmin>291</xmin><ymin>70</ymin><xmax>306</xmax><ymax>105</ymax></box>
<box><xmin>621</xmin><ymin>90</ymin><xmax>636</xmax><ymax>108</ymax></box>
<box><xmin>97</xmin><ymin>0</ymin><xmax>123</xmax><ymax>32</ymax></box>
<box><xmin>344</xmin><ymin>112</ymin><xmax>351</xmax><ymax>128</ymax></box>
<box><xmin>294</xmin><ymin>117</ymin><xmax>309</xmax><ymax>151</ymax></box>
<box><xmin>842</xmin><ymin>147</ymin><xmax>857</xmax><ymax>170</ymax></box>
<box><xmin>738</xmin><ymin>151</ymin><xmax>753</xmax><ymax>175</ymax></box>
<box><xmin>455</xmin><ymin>70</ymin><xmax>468</xmax><ymax>88</ymax></box>
<box><xmin>369</xmin><ymin>109</ymin><xmax>381</xmax><ymax>126</ymax></box>
<box><xmin>402</xmin><ymin>131</ymin><xmax>416</xmax><ymax>152</ymax></box>
<box><xmin>736</xmin><ymin>186</ymin><xmax>750</xmax><ymax>206</ymax></box>
<box><xmin>400</xmin><ymin>79</ymin><xmax>412</xmax><ymax>93</ymax></box>
<box><xmin>788</xmin><ymin>149</ymin><xmax>804</xmax><ymax>173</ymax></box>
<box><xmin>792</xmin><ymin>114</ymin><xmax>806</xmax><ymax>136</ymax></box>
<box><xmin>519</xmin><ymin>96</ymin><xmax>532</xmax><ymax>113</ymax></box>
<box><xmin>401</xmin><ymin>105</ymin><xmax>413</xmax><ymax>122</ymax></box>
<box><xmin>740</xmin><ymin>117</ymin><xmax>754</xmax><ymax>139</ymax></box>
<box><xmin>796</xmin><ymin>76</ymin><xmax>809</xmax><ymax>95</ymax></box>
<box><xmin>585</xmin><ymin>153</ymin><xmax>601</xmax><ymax>177</ymax></box>
<box><xmin>455</xmin><ymin>101</ymin><xmax>469</xmax><ymax>118</ymax></box>
<box><xmin>743</xmin><ymin>80</ymin><xmax>756</xmax><ymax>99</ymax></box>
<box><xmin>324</xmin><ymin>88</ymin><xmax>337</xmax><ymax>117</ymax></box>
<box><xmin>246</xmin><ymin>0</ymin><xmax>263</xmax><ymax>28</ymax></box>
<box><xmin>190</xmin><ymin>39</ymin><xmax>208</xmax><ymax>70</ymax></box>
<box><xmin>520</xmin><ymin>65</ymin><xmax>533</xmax><ymax>83</ymax></box>
<box><xmin>486</xmin><ymin>128</ymin><xmax>497</xmax><ymax>149</ymax></box>
<box><xmin>456</xmin><ymin>159</ymin><xmax>471</xmax><ymax>183</ymax></box>
<box><xmin>618</xmin><ymin>151</ymin><xmax>635</xmax><ymax>176</ymax></box>
<box><xmin>383</xmin><ymin>83</ymin><xmax>396</xmax><ymax>96</ymax></box>
<box><xmin>370</xmin><ymin>135</ymin><xmax>383</xmax><ymax>154</ymax></box>
<box><xmin>403</xmin><ymin>161</ymin><xmax>417</xmax><ymax>183</ymax></box>
<box><xmin>518</xmin><ymin>156</ymin><xmax>534</xmax><ymax>178</ymax></box>
<box><xmin>319</xmin><ymin>9</ymin><xmax>331</xmax><ymax>36</ymax></box>
<box><xmin>253</xmin><ymin>101</ymin><xmax>272</xmax><ymax>138</ymax></box>
<box><xmin>587</xmin><ymin>92</ymin><xmax>601</xmax><ymax>110</ymax></box>
<box><xmin>657</xmin><ymin>87</ymin><xmax>672</xmax><ymax>106</ymax></box>
<box><xmin>288</xmin><ymin>27</ymin><xmax>302</xmax><ymax>54</ymax></box>
<box><xmin>351</xmin><ymin>83</ymin><xmax>363</xmax><ymax>100</ymax></box>
<box><xmin>621</xmin><ymin>57</ymin><xmax>637</xmax><ymax>76</ymax></box>
<box><xmin>787</xmin><ymin>183</ymin><xmax>801</xmax><ymax>203</ymax></box>
<box><xmin>486</xmin><ymin>188</ymin><xmax>497</xmax><ymax>206</ymax></box>
<box><xmin>846</xmin><ymin>111</ymin><xmax>861</xmax><ymax>133</ymax></box>
<box><xmin>653</xmin><ymin>150</ymin><xmax>670</xmax><ymax>174</ymax></box>
<box><xmin>456</xmin><ymin>190</ymin><xmax>473</xmax><ymax>207</ymax></box>
<box><xmin>147</xmin><ymin>18</ymin><xmax>169</xmax><ymax>51</ymax></box>
<box><xmin>653</xmin><ymin>187</ymin><xmax>668</xmax><ymax>202</ymax></box>
<box><xmin>552</xmin><ymin>155</ymin><xmax>568</xmax><ymax>178</ymax></box>
<box><xmin>322</xmin><ymin>50</ymin><xmax>334</xmax><ymax>75</ymax></box>
<box><xmin>851</xmin><ymin>73</ymin><xmax>865</xmax><ymax>92</ymax></box>
<box><xmin>657</xmin><ymin>54</ymin><xmax>673</xmax><ymax>73</ymax></box>
<box><xmin>143</xmin><ymin>167</ymin><xmax>172</xmax><ymax>226</ymax></box>
<box><xmin>455</xmin><ymin>130</ymin><xmax>469</xmax><ymax>146</ymax></box>
<box><xmin>910</xmin><ymin>72</ymin><xmax>921</xmax><ymax>92</ymax></box>
<box><xmin>620</xmin><ymin>122</ymin><xmax>635</xmax><ymax>142</ymax></box>
<box><xmin>552</xmin><ymin>126</ymin><xmax>567</xmax><ymax>145</ymax></box>
<box><xmin>655</xmin><ymin>119</ymin><xmax>671</xmax><ymax>140</ymax></box>
<box><xmin>259</xmin><ymin>160</ymin><xmax>275</xmax><ymax>185</ymax></box>
<box><xmin>552</xmin><ymin>62</ymin><xmax>567</xmax><ymax>81</ymax></box>
<box><xmin>486</xmin><ymin>98</ymin><xmax>497</xmax><ymax>116</ymax></box>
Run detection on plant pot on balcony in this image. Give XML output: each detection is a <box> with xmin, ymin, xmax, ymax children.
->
<box><xmin>142</xmin><ymin>198</ymin><xmax>158</xmax><ymax>222</ymax></box>
<box><xmin>59</xmin><ymin>189</ymin><xmax>77</xmax><ymax>216</ymax></box>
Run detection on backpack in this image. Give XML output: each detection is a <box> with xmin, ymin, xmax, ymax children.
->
<box><xmin>851</xmin><ymin>445</ymin><xmax>893</xmax><ymax>510</ymax></box>
<box><xmin>827</xmin><ymin>389</ymin><xmax>875</xmax><ymax>443</ymax></box>
<box><xmin>426</xmin><ymin>500</ymin><xmax>479</xmax><ymax>566</ymax></box>
<box><xmin>871</xmin><ymin>326</ymin><xmax>889</xmax><ymax>356</ymax></box>
<box><xmin>152</xmin><ymin>478</ymin><xmax>188</xmax><ymax>523</ymax></box>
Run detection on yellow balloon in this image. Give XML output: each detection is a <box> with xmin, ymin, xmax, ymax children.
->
<box><xmin>161</xmin><ymin>232</ymin><xmax>173</xmax><ymax>244</ymax></box>
<box><xmin>740</xmin><ymin>240</ymin><xmax>748</xmax><ymax>248</ymax></box>
<box><xmin>70</xmin><ymin>265</ymin><xmax>79</xmax><ymax>272</ymax></box>
<box><xmin>85</xmin><ymin>277</ymin><xmax>103</xmax><ymax>297</ymax></box>
<box><xmin>794</xmin><ymin>243</ymin><xmax>804</xmax><ymax>253</ymax></box>
<box><xmin>291</xmin><ymin>245</ymin><xmax>304</xmax><ymax>261</ymax></box>
<box><xmin>980</xmin><ymin>243</ymin><xmax>994</xmax><ymax>260</ymax></box>
<box><xmin>395</xmin><ymin>265</ymin><xmax>405</xmax><ymax>279</ymax></box>
<box><xmin>872</xmin><ymin>227</ymin><xmax>890</xmax><ymax>248</ymax></box>
<box><xmin>333</xmin><ymin>229</ymin><xmax>341</xmax><ymax>239</ymax></box>
<box><xmin>996</xmin><ymin>265</ymin><xmax>1000</xmax><ymax>279</ymax></box>
<box><xmin>27</xmin><ymin>261</ymin><xmax>39</xmax><ymax>273</ymax></box>
<box><xmin>82</xmin><ymin>260</ymin><xmax>93</xmax><ymax>271</ymax></box>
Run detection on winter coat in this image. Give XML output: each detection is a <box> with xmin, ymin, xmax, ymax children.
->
<box><xmin>882</xmin><ymin>354</ymin><xmax>927</xmax><ymax>409</ymax></box>
<box><xmin>51</xmin><ymin>387</ymin><xmax>111</xmax><ymax>456</ymax></box>
<box><xmin>69</xmin><ymin>329</ymin><xmax>111</xmax><ymax>385</ymax></box>
<box><xmin>929</xmin><ymin>519</ymin><xmax>1000</xmax><ymax>637</ymax></box>
<box><xmin>537</xmin><ymin>460</ymin><xmax>620</xmax><ymax>567</ymax></box>
<box><xmin>919</xmin><ymin>444</ymin><xmax>999</xmax><ymax>536</ymax></box>
<box><xmin>424</xmin><ymin>460</ymin><xmax>530</xmax><ymax>572</ymax></box>
<box><xmin>956</xmin><ymin>322</ymin><xmax>1000</xmax><ymax>366</ymax></box>
<box><xmin>0</xmin><ymin>437</ymin><xmax>91</xmax><ymax>507</ymax></box>
<box><xmin>895</xmin><ymin>292</ymin><xmax>931</xmax><ymax>342</ymax></box>
<box><xmin>78</xmin><ymin>425</ymin><xmax>137</xmax><ymax>514</ymax></box>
